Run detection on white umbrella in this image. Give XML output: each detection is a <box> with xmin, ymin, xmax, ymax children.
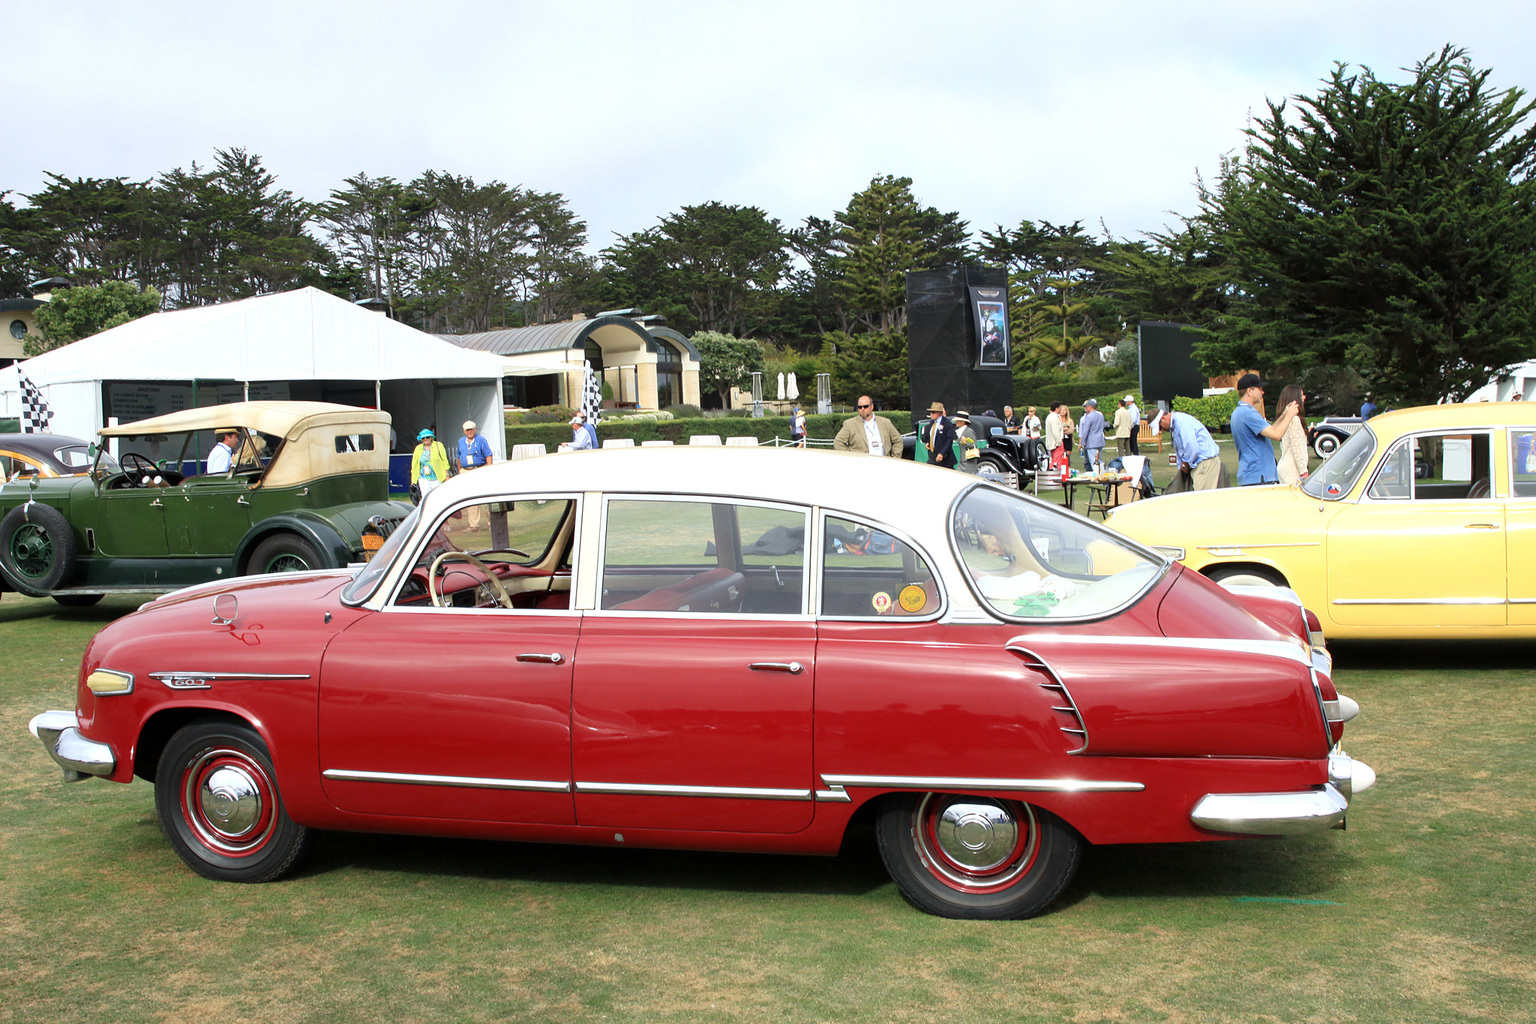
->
<box><xmin>777</xmin><ymin>372</ymin><xmax>785</xmax><ymax>401</ymax></box>
<box><xmin>786</xmin><ymin>372</ymin><xmax>799</xmax><ymax>400</ymax></box>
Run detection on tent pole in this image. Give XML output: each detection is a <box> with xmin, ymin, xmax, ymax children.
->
<box><xmin>244</xmin><ymin>381</ymin><xmax>250</xmax><ymax>401</ymax></box>
<box><xmin>375</xmin><ymin>380</ymin><xmax>381</xmax><ymax>408</ymax></box>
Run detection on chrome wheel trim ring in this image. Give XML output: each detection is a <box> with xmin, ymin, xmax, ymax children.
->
<box><xmin>181</xmin><ymin>747</ymin><xmax>279</xmax><ymax>856</ymax></box>
<box><xmin>914</xmin><ymin>794</ymin><xmax>1039</xmax><ymax>893</ymax></box>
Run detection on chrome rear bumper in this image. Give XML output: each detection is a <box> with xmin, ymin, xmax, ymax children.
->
<box><xmin>29</xmin><ymin>710</ymin><xmax>115</xmax><ymax>783</ymax></box>
<box><xmin>1190</xmin><ymin>751</ymin><xmax>1375</xmax><ymax>835</ymax></box>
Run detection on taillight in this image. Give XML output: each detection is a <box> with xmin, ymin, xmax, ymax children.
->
<box><xmin>1304</xmin><ymin>608</ymin><xmax>1326</xmax><ymax>649</ymax></box>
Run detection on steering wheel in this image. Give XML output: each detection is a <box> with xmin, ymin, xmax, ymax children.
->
<box><xmin>428</xmin><ymin>549</ymin><xmax>514</xmax><ymax>608</ymax></box>
<box><xmin>120</xmin><ymin>452</ymin><xmax>158</xmax><ymax>484</ymax></box>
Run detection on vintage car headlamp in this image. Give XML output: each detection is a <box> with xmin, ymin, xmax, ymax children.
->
<box><xmin>1150</xmin><ymin>545</ymin><xmax>1185</xmax><ymax>561</ymax></box>
<box><xmin>85</xmin><ymin>669</ymin><xmax>134</xmax><ymax>695</ymax></box>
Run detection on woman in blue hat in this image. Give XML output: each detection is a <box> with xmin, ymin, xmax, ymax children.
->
<box><xmin>411</xmin><ymin>427</ymin><xmax>449</xmax><ymax>502</ymax></box>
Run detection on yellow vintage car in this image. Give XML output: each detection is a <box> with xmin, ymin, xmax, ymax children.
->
<box><xmin>1107</xmin><ymin>402</ymin><xmax>1536</xmax><ymax>639</ymax></box>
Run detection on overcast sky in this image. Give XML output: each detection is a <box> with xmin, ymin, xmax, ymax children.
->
<box><xmin>4</xmin><ymin>0</ymin><xmax>1534</xmax><ymax>253</ymax></box>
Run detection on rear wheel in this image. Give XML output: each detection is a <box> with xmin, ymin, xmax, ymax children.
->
<box><xmin>1206</xmin><ymin>564</ymin><xmax>1287</xmax><ymax>588</ymax></box>
<box><xmin>248</xmin><ymin>533</ymin><xmax>322</xmax><ymax>574</ymax></box>
<box><xmin>876</xmin><ymin>793</ymin><xmax>1082</xmax><ymax>919</ymax></box>
<box><xmin>154</xmin><ymin>720</ymin><xmax>312</xmax><ymax>882</ymax></box>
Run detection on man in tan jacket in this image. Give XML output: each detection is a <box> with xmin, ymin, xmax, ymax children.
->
<box><xmin>834</xmin><ymin>395</ymin><xmax>903</xmax><ymax>457</ymax></box>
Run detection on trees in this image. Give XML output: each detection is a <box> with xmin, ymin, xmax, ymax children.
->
<box><xmin>604</xmin><ymin>203</ymin><xmax>789</xmax><ymax>338</ymax></box>
<box><xmin>23</xmin><ymin>280</ymin><xmax>161</xmax><ymax>354</ymax></box>
<box><xmin>1196</xmin><ymin>47</ymin><xmax>1536</xmax><ymax>406</ymax></box>
<box><xmin>691</xmin><ymin>330</ymin><xmax>765</xmax><ymax>408</ymax></box>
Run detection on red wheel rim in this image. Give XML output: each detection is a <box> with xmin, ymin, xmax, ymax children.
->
<box><xmin>179</xmin><ymin>747</ymin><xmax>280</xmax><ymax>857</ymax></box>
<box><xmin>913</xmin><ymin>794</ymin><xmax>1040</xmax><ymax>894</ymax></box>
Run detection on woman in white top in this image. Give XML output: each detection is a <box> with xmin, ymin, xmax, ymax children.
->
<box><xmin>1023</xmin><ymin>406</ymin><xmax>1042</xmax><ymax>439</ymax></box>
<box><xmin>1275</xmin><ymin>384</ymin><xmax>1309</xmax><ymax>484</ymax></box>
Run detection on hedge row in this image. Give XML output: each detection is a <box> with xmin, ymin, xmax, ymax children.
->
<box><xmin>1170</xmin><ymin>390</ymin><xmax>1242</xmax><ymax>430</ymax></box>
<box><xmin>1016</xmin><ymin>378</ymin><xmax>1138</xmax><ymax>411</ymax></box>
<box><xmin>505</xmin><ymin>411</ymin><xmax>915</xmax><ymax>450</ymax></box>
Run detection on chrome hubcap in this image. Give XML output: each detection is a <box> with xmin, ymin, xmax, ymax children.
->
<box><xmin>936</xmin><ymin>801</ymin><xmax>1020</xmax><ymax>872</ymax></box>
<box><xmin>182</xmin><ymin>747</ymin><xmax>278</xmax><ymax>855</ymax></box>
<box><xmin>199</xmin><ymin>765</ymin><xmax>262</xmax><ymax>837</ymax></box>
<box><xmin>915</xmin><ymin>794</ymin><xmax>1039</xmax><ymax>893</ymax></box>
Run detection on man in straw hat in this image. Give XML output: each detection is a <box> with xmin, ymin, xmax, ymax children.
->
<box><xmin>923</xmin><ymin>401</ymin><xmax>959</xmax><ymax>468</ymax></box>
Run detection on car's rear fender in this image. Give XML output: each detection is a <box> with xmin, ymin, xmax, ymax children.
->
<box><xmin>236</xmin><ymin>514</ymin><xmax>352</xmax><ymax>572</ymax></box>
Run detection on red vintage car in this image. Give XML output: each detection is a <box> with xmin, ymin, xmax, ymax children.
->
<box><xmin>30</xmin><ymin>446</ymin><xmax>1374</xmax><ymax>919</ymax></box>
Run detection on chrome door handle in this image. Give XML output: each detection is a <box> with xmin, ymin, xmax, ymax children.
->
<box><xmin>237</xmin><ymin>495</ymin><xmax>250</xmax><ymax>505</ymax></box>
<box><xmin>749</xmin><ymin>661</ymin><xmax>804</xmax><ymax>674</ymax></box>
<box><xmin>1465</xmin><ymin>523</ymin><xmax>1499</xmax><ymax>529</ymax></box>
<box><xmin>149</xmin><ymin>498</ymin><xmax>163</xmax><ymax>507</ymax></box>
<box><xmin>516</xmin><ymin>653</ymin><xmax>564</xmax><ymax>664</ymax></box>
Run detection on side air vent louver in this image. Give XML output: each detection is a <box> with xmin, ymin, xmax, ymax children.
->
<box><xmin>1006</xmin><ymin>643</ymin><xmax>1089</xmax><ymax>755</ymax></box>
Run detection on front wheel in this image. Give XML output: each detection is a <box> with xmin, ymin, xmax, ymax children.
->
<box><xmin>876</xmin><ymin>793</ymin><xmax>1082</xmax><ymax>919</ymax></box>
<box><xmin>154</xmin><ymin>720</ymin><xmax>313</xmax><ymax>882</ymax></box>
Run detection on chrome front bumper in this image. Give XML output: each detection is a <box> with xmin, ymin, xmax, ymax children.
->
<box><xmin>29</xmin><ymin>710</ymin><xmax>116</xmax><ymax>783</ymax></box>
<box><xmin>1189</xmin><ymin>751</ymin><xmax>1376</xmax><ymax>836</ymax></box>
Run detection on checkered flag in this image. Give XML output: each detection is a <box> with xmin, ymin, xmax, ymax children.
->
<box><xmin>581</xmin><ymin>360</ymin><xmax>602</xmax><ymax>428</ymax></box>
<box><xmin>18</xmin><ymin>368</ymin><xmax>54</xmax><ymax>434</ymax></box>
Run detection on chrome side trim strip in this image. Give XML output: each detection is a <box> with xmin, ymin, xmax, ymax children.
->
<box><xmin>1509</xmin><ymin>598</ymin><xmax>1536</xmax><ymax>605</ymax></box>
<box><xmin>1197</xmin><ymin>542</ymin><xmax>1320</xmax><ymax>550</ymax></box>
<box><xmin>1005</xmin><ymin>632</ymin><xmax>1313</xmax><ymax>666</ymax></box>
<box><xmin>323</xmin><ymin>769</ymin><xmax>570</xmax><ymax>792</ymax></box>
<box><xmin>151</xmin><ymin>670</ymin><xmax>311</xmax><ymax>691</ymax></box>
<box><xmin>1330</xmin><ymin>597</ymin><xmax>1504</xmax><ymax>606</ymax></box>
<box><xmin>816</xmin><ymin>773</ymin><xmax>1145</xmax><ymax>802</ymax></box>
<box><xmin>574</xmin><ymin>781</ymin><xmax>812</xmax><ymax>801</ymax></box>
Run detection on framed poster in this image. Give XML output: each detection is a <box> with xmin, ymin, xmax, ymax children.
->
<box><xmin>969</xmin><ymin>286</ymin><xmax>1010</xmax><ymax>367</ymax></box>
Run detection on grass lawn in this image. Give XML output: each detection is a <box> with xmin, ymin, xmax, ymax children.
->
<box><xmin>4</xmin><ymin>595</ymin><xmax>1534</xmax><ymax>1023</ymax></box>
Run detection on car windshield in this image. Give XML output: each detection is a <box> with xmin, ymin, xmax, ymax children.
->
<box><xmin>341</xmin><ymin>506</ymin><xmax>422</xmax><ymax>604</ymax></box>
<box><xmin>952</xmin><ymin>485</ymin><xmax>1164</xmax><ymax>620</ymax></box>
<box><xmin>1303</xmin><ymin>426</ymin><xmax>1377</xmax><ymax>500</ymax></box>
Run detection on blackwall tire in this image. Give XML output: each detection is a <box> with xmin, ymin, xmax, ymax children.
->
<box><xmin>248</xmin><ymin>534</ymin><xmax>322</xmax><ymax>574</ymax></box>
<box><xmin>876</xmin><ymin>793</ymin><xmax>1082</xmax><ymax>919</ymax></box>
<box><xmin>154</xmin><ymin>720</ymin><xmax>313</xmax><ymax>883</ymax></box>
<box><xmin>0</xmin><ymin>503</ymin><xmax>77</xmax><ymax>597</ymax></box>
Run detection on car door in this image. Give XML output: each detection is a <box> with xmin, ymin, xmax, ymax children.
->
<box><xmin>316</xmin><ymin>495</ymin><xmax>582</xmax><ymax>823</ymax></box>
<box><xmin>1507</xmin><ymin>427</ymin><xmax>1536</xmax><ymax>627</ymax></box>
<box><xmin>161</xmin><ymin>476</ymin><xmax>254</xmax><ymax>554</ymax></box>
<box><xmin>1327</xmin><ymin>430</ymin><xmax>1505</xmax><ymax>628</ymax></box>
<box><xmin>571</xmin><ymin>495</ymin><xmax>815</xmax><ymax>834</ymax></box>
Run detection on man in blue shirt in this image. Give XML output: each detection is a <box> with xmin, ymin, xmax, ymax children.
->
<box><xmin>1230</xmin><ymin>373</ymin><xmax>1298</xmax><ymax>486</ymax></box>
<box><xmin>1149</xmin><ymin>405</ymin><xmax>1224</xmax><ymax>490</ymax></box>
<box><xmin>457</xmin><ymin>420</ymin><xmax>494</xmax><ymax>472</ymax></box>
<box><xmin>1078</xmin><ymin>398</ymin><xmax>1106</xmax><ymax>470</ymax></box>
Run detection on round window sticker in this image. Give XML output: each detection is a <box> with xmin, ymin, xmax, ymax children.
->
<box><xmin>898</xmin><ymin>584</ymin><xmax>927</xmax><ymax>612</ymax></box>
<box><xmin>1325</xmin><ymin>482</ymin><xmax>1342</xmax><ymax>497</ymax></box>
<box><xmin>871</xmin><ymin>591</ymin><xmax>892</xmax><ymax>613</ymax></box>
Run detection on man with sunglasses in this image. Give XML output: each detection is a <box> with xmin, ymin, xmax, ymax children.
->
<box><xmin>834</xmin><ymin>395</ymin><xmax>902</xmax><ymax>457</ymax></box>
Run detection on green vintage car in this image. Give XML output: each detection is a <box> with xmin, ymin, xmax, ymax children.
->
<box><xmin>0</xmin><ymin>402</ymin><xmax>412</xmax><ymax>606</ymax></box>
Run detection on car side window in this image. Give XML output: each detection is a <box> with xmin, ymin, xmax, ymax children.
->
<box><xmin>820</xmin><ymin>514</ymin><xmax>938</xmax><ymax>618</ymax></box>
<box><xmin>1370</xmin><ymin>432</ymin><xmax>1493</xmax><ymax>500</ymax></box>
<box><xmin>601</xmin><ymin>497</ymin><xmax>806</xmax><ymax>614</ymax></box>
<box><xmin>1513</xmin><ymin>430</ymin><xmax>1536</xmax><ymax>497</ymax></box>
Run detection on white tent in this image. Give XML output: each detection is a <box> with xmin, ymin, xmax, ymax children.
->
<box><xmin>0</xmin><ymin>287</ymin><xmax>507</xmax><ymax>459</ymax></box>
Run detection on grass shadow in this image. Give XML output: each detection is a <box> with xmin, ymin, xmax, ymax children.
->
<box><xmin>1328</xmin><ymin>639</ymin><xmax>1536</xmax><ymax>673</ymax></box>
<box><xmin>301</xmin><ymin>824</ymin><xmax>892</xmax><ymax>899</ymax></box>
<box><xmin>1070</xmin><ymin>832</ymin><xmax>1349</xmax><ymax>906</ymax></box>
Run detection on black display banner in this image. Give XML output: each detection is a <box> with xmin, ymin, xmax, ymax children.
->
<box><xmin>968</xmin><ymin>286</ymin><xmax>1010</xmax><ymax>368</ymax></box>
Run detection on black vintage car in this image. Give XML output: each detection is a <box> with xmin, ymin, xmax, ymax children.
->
<box><xmin>901</xmin><ymin>413</ymin><xmax>1046</xmax><ymax>487</ymax></box>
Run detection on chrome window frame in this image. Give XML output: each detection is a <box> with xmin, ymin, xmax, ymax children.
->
<box><xmin>1361</xmin><ymin>429</ymin><xmax>1497</xmax><ymax>503</ymax></box>
<box><xmin>815</xmin><ymin>508</ymin><xmax>947</xmax><ymax>622</ymax></box>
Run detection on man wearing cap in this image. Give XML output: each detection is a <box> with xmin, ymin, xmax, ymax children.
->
<box><xmin>457</xmin><ymin>420</ymin><xmax>494</xmax><ymax>473</ymax></box>
<box><xmin>834</xmin><ymin>395</ymin><xmax>902</xmax><ymax>456</ymax></box>
<box><xmin>1230</xmin><ymin>373</ymin><xmax>1298</xmax><ymax>486</ymax></box>
<box><xmin>1113</xmin><ymin>396</ymin><xmax>1136</xmax><ymax>456</ymax></box>
<box><xmin>568</xmin><ymin>413</ymin><xmax>595</xmax><ymax>451</ymax></box>
<box><xmin>206</xmin><ymin>428</ymin><xmax>240</xmax><ymax>474</ymax></box>
<box><xmin>922</xmin><ymin>401</ymin><xmax>959</xmax><ymax>468</ymax></box>
<box><xmin>411</xmin><ymin>428</ymin><xmax>449</xmax><ymax>501</ymax></box>
<box><xmin>1150</xmin><ymin>405</ymin><xmax>1225</xmax><ymax>491</ymax></box>
<box><xmin>1079</xmin><ymin>398</ymin><xmax>1106</xmax><ymax>471</ymax></box>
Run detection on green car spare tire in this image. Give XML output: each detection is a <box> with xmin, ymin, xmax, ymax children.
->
<box><xmin>0</xmin><ymin>503</ymin><xmax>77</xmax><ymax>596</ymax></box>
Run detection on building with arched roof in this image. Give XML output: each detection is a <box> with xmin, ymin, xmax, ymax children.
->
<box><xmin>439</xmin><ymin>313</ymin><xmax>700</xmax><ymax>411</ymax></box>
